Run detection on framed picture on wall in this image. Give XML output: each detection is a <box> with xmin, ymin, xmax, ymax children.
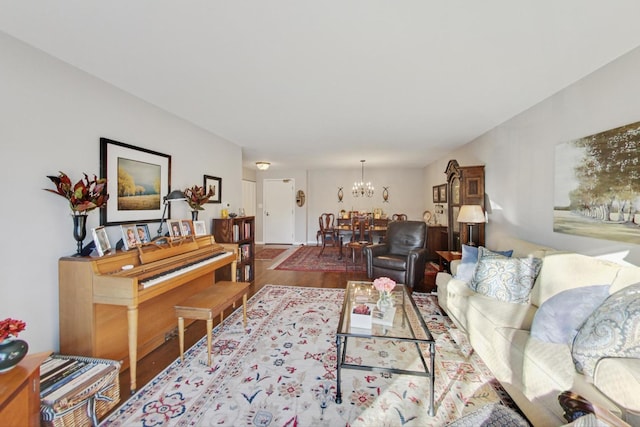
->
<box><xmin>438</xmin><ymin>184</ymin><xmax>447</xmax><ymax>203</ymax></box>
<box><xmin>100</xmin><ymin>138</ymin><xmax>171</xmax><ymax>225</ymax></box>
<box><xmin>432</xmin><ymin>186</ymin><xmax>440</xmax><ymax>203</ymax></box>
<box><xmin>204</xmin><ymin>175</ymin><xmax>222</xmax><ymax>204</ymax></box>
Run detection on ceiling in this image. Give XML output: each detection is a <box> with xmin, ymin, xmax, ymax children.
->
<box><xmin>3</xmin><ymin>1</ymin><xmax>640</xmax><ymax>171</ymax></box>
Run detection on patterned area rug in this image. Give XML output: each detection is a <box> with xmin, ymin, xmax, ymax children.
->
<box><xmin>254</xmin><ymin>247</ymin><xmax>288</xmax><ymax>260</ymax></box>
<box><xmin>102</xmin><ymin>285</ymin><xmax>520</xmax><ymax>426</ymax></box>
<box><xmin>272</xmin><ymin>245</ymin><xmax>348</xmax><ymax>272</ymax></box>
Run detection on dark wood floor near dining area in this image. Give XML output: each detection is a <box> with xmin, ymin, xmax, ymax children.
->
<box><xmin>115</xmin><ymin>244</ymin><xmax>369</xmax><ymax>397</ymax></box>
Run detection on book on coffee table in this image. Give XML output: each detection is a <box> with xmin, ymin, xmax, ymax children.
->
<box><xmin>372</xmin><ymin>306</ymin><xmax>396</xmax><ymax>327</ymax></box>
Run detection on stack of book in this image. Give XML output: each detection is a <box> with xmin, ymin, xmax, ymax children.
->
<box><xmin>39</xmin><ymin>355</ymin><xmax>120</xmax><ymax>426</ymax></box>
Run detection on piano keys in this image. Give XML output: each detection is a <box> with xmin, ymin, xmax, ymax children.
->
<box><xmin>59</xmin><ymin>235</ymin><xmax>237</xmax><ymax>393</ymax></box>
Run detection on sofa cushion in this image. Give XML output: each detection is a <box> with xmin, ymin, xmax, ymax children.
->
<box><xmin>454</xmin><ymin>244</ymin><xmax>513</xmax><ymax>283</ymax></box>
<box><xmin>530</xmin><ymin>285</ymin><xmax>610</xmax><ymax>344</ymax></box>
<box><xmin>572</xmin><ymin>283</ymin><xmax>640</xmax><ymax>378</ymax></box>
<box><xmin>470</xmin><ymin>247</ymin><xmax>543</xmax><ymax>304</ymax></box>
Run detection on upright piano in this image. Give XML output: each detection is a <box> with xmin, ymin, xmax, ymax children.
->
<box><xmin>58</xmin><ymin>235</ymin><xmax>237</xmax><ymax>393</ymax></box>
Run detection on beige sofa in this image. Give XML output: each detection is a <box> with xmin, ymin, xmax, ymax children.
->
<box><xmin>435</xmin><ymin>235</ymin><xmax>640</xmax><ymax>427</ymax></box>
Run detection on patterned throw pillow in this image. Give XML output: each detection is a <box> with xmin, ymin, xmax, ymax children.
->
<box><xmin>454</xmin><ymin>245</ymin><xmax>514</xmax><ymax>284</ymax></box>
<box><xmin>470</xmin><ymin>247</ymin><xmax>542</xmax><ymax>304</ymax></box>
<box><xmin>571</xmin><ymin>282</ymin><xmax>640</xmax><ymax>378</ymax></box>
<box><xmin>530</xmin><ymin>285</ymin><xmax>610</xmax><ymax>344</ymax></box>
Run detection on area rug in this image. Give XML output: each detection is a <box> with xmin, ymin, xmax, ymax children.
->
<box><xmin>272</xmin><ymin>245</ymin><xmax>348</xmax><ymax>272</ymax></box>
<box><xmin>101</xmin><ymin>285</ymin><xmax>520</xmax><ymax>427</ymax></box>
<box><xmin>255</xmin><ymin>247</ymin><xmax>288</xmax><ymax>260</ymax></box>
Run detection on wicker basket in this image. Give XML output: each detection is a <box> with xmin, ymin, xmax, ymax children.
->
<box><xmin>40</xmin><ymin>355</ymin><xmax>121</xmax><ymax>427</ymax></box>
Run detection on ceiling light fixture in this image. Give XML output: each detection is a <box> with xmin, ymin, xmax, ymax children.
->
<box><xmin>256</xmin><ymin>162</ymin><xmax>270</xmax><ymax>171</ymax></box>
<box><xmin>352</xmin><ymin>160</ymin><xmax>374</xmax><ymax>198</ymax></box>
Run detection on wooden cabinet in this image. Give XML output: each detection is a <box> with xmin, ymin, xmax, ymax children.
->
<box><xmin>0</xmin><ymin>352</ymin><xmax>50</xmax><ymax>427</ymax></box>
<box><xmin>445</xmin><ymin>160</ymin><xmax>485</xmax><ymax>251</ymax></box>
<box><xmin>212</xmin><ymin>216</ymin><xmax>255</xmax><ymax>283</ymax></box>
<box><xmin>426</xmin><ymin>225</ymin><xmax>448</xmax><ymax>261</ymax></box>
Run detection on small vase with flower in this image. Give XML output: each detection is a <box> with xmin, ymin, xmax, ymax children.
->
<box><xmin>184</xmin><ymin>185</ymin><xmax>215</xmax><ymax>220</ymax></box>
<box><xmin>373</xmin><ymin>277</ymin><xmax>396</xmax><ymax>313</ymax></box>
<box><xmin>0</xmin><ymin>318</ymin><xmax>28</xmax><ymax>373</ymax></box>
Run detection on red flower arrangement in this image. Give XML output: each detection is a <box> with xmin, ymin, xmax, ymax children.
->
<box><xmin>44</xmin><ymin>172</ymin><xmax>109</xmax><ymax>214</ymax></box>
<box><xmin>184</xmin><ymin>185</ymin><xmax>214</xmax><ymax>211</ymax></box>
<box><xmin>0</xmin><ymin>318</ymin><xmax>26</xmax><ymax>341</ymax></box>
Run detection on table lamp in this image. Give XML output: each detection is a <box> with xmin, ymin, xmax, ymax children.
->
<box><xmin>155</xmin><ymin>190</ymin><xmax>186</xmax><ymax>238</ymax></box>
<box><xmin>457</xmin><ymin>205</ymin><xmax>485</xmax><ymax>246</ymax></box>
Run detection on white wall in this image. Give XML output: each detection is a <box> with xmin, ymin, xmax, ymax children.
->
<box><xmin>0</xmin><ymin>32</ymin><xmax>242</xmax><ymax>353</ymax></box>
<box><xmin>425</xmin><ymin>45</ymin><xmax>640</xmax><ymax>265</ymax></box>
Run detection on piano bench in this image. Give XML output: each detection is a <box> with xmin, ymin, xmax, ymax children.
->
<box><xmin>174</xmin><ymin>281</ymin><xmax>251</xmax><ymax>366</ymax></box>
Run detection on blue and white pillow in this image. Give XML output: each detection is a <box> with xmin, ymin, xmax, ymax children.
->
<box><xmin>572</xmin><ymin>282</ymin><xmax>640</xmax><ymax>377</ymax></box>
<box><xmin>531</xmin><ymin>285</ymin><xmax>610</xmax><ymax>344</ymax></box>
<box><xmin>454</xmin><ymin>245</ymin><xmax>513</xmax><ymax>283</ymax></box>
<box><xmin>470</xmin><ymin>247</ymin><xmax>542</xmax><ymax>304</ymax></box>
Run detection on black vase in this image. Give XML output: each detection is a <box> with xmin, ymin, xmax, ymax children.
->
<box><xmin>191</xmin><ymin>211</ymin><xmax>199</xmax><ymax>221</ymax></box>
<box><xmin>72</xmin><ymin>214</ymin><xmax>88</xmax><ymax>256</ymax></box>
<box><xmin>0</xmin><ymin>339</ymin><xmax>28</xmax><ymax>372</ymax></box>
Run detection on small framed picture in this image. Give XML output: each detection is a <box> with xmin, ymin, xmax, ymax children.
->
<box><xmin>432</xmin><ymin>186</ymin><xmax>440</xmax><ymax>203</ymax></box>
<box><xmin>135</xmin><ymin>224</ymin><xmax>151</xmax><ymax>245</ymax></box>
<box><xmin>168</xmin><ymin>220</ymin><xmax>182</xmax><ymax>238</ymax></box>
<box><xmin>180</xmin><ymin>219</ymin><xmax>194</xmax><ymax>236</ymax></box>
<box><xmin>438</xmin><ymin>184</ymin><xmax>447</xmax><ymax>203</ymax></box>
<box><xmin>92</xmin><ymin>226</ymin><xmax>111</xmax><ymax>256</ymax></box>
<box><xmin>121</xmin><ymin>225</ymin><xmax>140</xmax><ymax>250</ymax></box>
<box><xmin>193</xmin><ymin>220</ymin><xmax>207</xmax><ymax>236</ymax></box>
<box><xmin>203</xmin><ymin>175</ymin><xmax>222</xmax><ymax>204</ymax></box>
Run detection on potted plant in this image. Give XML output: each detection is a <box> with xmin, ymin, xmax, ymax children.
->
<box><xmin>184</xmin><ymin>185</ymin><xmax>214</xmax><ymax>220</ymax></box>
<box><xmin>45</xmin><ymin>172</ymin><xmax>109</xmax><ymax>255</ymax></box>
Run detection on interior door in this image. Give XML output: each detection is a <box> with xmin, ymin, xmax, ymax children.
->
<box><xmin>263</xmin><ymin>179</ymin><xmax>294</xmax><ymax>244</ymax></box>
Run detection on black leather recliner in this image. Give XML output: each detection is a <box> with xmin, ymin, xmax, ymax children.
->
<box><xmin>363</xmin><ymin>220</ymin><xmax>428</xmax><ymax>290</ymax></box>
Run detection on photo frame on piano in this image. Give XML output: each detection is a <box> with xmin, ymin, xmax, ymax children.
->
<box><xmin>121</xmin><ymin>224</ymin><xmax>140</xmax><ymax>250</ymax></box>
<box><xmin>193</xmin><ymin>220</ymin><xmax>207</xmax><ymax>236</ymax></box>
<box><xmin>135</xmin><ymin>224</ymin><xmax>151</xmax><ymax>245</ymax></box>
<box><xmin>180</xmin><ymin>220</ymin><xmax>194</xmax><ymax>237</ymax></box>
<box><xmin>168</xmin><ymin>220</ymin><xmax>182</xmax><ymax>239</ymax></box>
<box><xmin>91</xmin><ymin>226</ymin><xmax>111</xmax><ymax>256</ymax></box>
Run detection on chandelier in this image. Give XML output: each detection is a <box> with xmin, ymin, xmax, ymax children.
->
<box><xmin>352</xmin><ymin>160</ymin><xmax>374</xmax><ymax>197</ymax></box>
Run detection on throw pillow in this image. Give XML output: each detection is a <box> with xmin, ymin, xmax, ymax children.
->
<box><xmin>470</xmin><ymin>247</ymin><xmax>543</xmax><ymax>304</ymax></box>
<box><xmin>454</xmin><ymin>245</ymin><xmax>513</xmax><ymax>284</ymax></box>
<box><xmin>530</xmin><ymin>285</ymin><xmax>610</xmax><ymax>344</ymax></box>
<box><xmin>571</xmin><ymin>282</ymin><xmax>640</xmax><ymax>378</ymax></box>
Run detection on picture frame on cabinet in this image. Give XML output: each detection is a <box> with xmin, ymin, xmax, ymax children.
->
<box><xmin>168</xmin><ymin>220</ymin><xmax>182</xmax><ymax>238</ymax></box>
<box><xmin>136</xmin><ymin>224</ymin><xmax>151</xmax><ymax>244</ymax></box>
<box><xmin>180</xmin><ymin>219</ymin><xmax>194</xmax><ymax>236</ymax></box>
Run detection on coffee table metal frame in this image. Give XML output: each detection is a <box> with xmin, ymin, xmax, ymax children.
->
<box><xmin>335</xmin><ymin>280</ymin><xmax>436</xmax><ymax>416</ymax></box>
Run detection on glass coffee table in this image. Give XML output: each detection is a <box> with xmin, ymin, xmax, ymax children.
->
<box><xmin>335</xmin><ymin>281</ymin><xmax>436</xmax><ymax>416</ymax></box>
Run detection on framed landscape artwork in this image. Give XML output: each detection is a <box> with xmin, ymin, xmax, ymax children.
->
<box><xmin>554</xmin><ymin>120</ymin><xmax>640</xmax><ymax>244</ymax></box>
<box><xmin>100</xmin><ymin>138</ymin><xmax>171</xmax><ymax>225</ymax></box>
<box><xmin>204</xmin><ymin>175</ymin><xmax>222</xmax><ymax>204</ymax></box>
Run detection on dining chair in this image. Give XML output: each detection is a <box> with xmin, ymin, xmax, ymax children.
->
<box><xmin>345</xmin><ymin>216</ymin><xmax>370</xmax><ymax>270</ymax></box>
<box><xmin>318</xmin><ymin>213</ymin><xmax>337</xmax><ymax>256</ymax></box>
<box><xmin>392</xmin><ymin>213</ymin><xmax>408</xmax><ymax>221</ymax></box>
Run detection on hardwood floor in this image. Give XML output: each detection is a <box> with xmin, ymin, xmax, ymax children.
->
<box><xmin>115</xmin><ymin>244</ymin><xmax>369</xmax><ymax>400</ymax></box>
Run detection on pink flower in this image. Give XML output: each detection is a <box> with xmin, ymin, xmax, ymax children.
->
<box><xmin>373</xmin><ymin>277</ymin><xmax>396</xmax><ymax>293</ymax></box>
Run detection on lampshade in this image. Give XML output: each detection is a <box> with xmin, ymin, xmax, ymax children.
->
<box><xmin>457</xmin><ymin>205</ymin><xmax>485</xmax><ymax>223</ymax></box>
<box><xmin>165</xmin><ymin>190</ymin><xmax>186</xmax><ymax>201</ymax></box>
<box><xmin>256</xmin><ymin>162</ymin><xmax>270</xmax><ymax>171</ymax></box>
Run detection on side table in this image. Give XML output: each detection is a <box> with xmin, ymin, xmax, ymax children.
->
<box><xmin>435</xmin><ymin>250</ymin><xmax>462</xmax><ymax>274</ymax></box>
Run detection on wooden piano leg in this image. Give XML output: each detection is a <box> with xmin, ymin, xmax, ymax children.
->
<box><xmin>127</xmin><ymin>305</ymin><xmax>138</xmax><ymax>394</ymax></box>
<box><xmin>231</xmin><ymin>259</ymin><xmax>237</xmax><ymax>282</ymax></box>
<box><xmin>206</xmin><ymin>318</ymin><xmax>213</xmax><ymax>366</ymax></box>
